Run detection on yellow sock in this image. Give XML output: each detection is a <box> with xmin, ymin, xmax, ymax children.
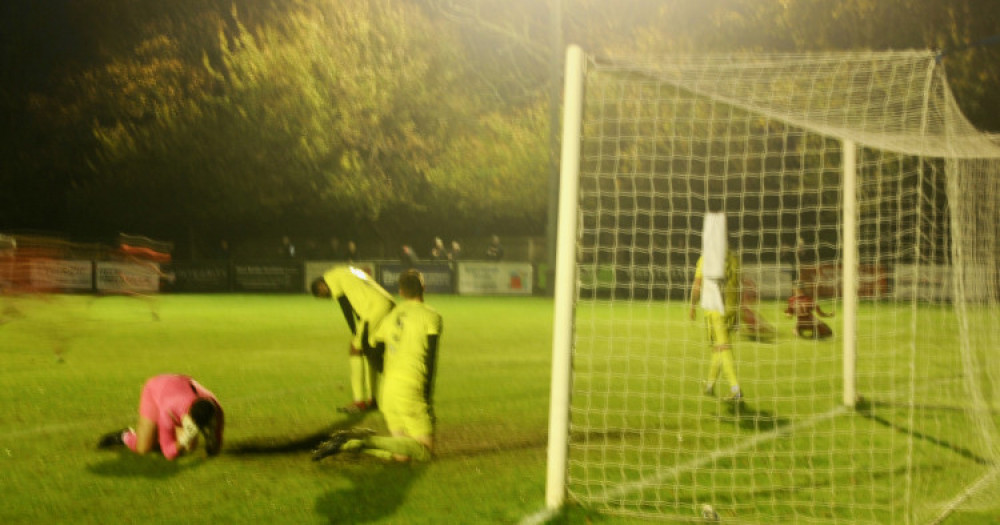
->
<box><xmin>362</xmin><ymin>357</ymin><xmax>379</xmax><ymax>401</ymax></box>
<box><xmin>349</xmin><ymin>355</ymin><xmax>365</xmax><ymax>402</ymax></box>
<box><xmin>720</xmin><ymin>350</ymin><xmax>739</xmax><ymax>392</ymax></box>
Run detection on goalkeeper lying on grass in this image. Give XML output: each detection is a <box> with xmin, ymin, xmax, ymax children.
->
<box><xmin>98</xmin><ymin>374</ymin><xmax>224</xmax><ymax>459</ymax></box>
<box><xmin>313</xmin><ymin>269</ymin><xmax>442</xmax><ymax>462</ymax></box>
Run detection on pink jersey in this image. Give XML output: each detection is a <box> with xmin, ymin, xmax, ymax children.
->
<box><xmin>786</xmin><ymin>293</ymin><xmax>818</xmax><ymax>322</ymax></box>
<box><xmin>126</xmin><ymin>374</ymin><xmax>223</xmax><ymax>459</ymax></box>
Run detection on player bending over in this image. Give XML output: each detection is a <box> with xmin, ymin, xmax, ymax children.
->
<box><xmin>311</xmin><ymin>266</ymin><xmax>395</xmax><ymax>414</ymax></box>
<box><xmin>785</xmin><ymin>283</ymin><xmax>835</xmax><ymax>340</ymax></box>
<box><xmin>313</xmin><ymin>269</ymin><xmax>443</xmax><ymax>462</ymax></box>
<box><xmin>98</xmin><ymin>374</ymin><xmax>224</xmax><ymax>460</ymax></box>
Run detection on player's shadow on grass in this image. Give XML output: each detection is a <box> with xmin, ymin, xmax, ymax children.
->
<box><xmin>314</xmin><ymin>461</ymin><xmax>427</xmax><ymax>523</ymax></box>
<box><xmin>717</xmin><ymin>401</ymin><xmax>790</xmax><ymax>432</ymax></box>
<box><xmin>87</xmin><ymin>450</ymin><xmax>191</xmax><ymax>479</ymax></box>
<box><xmin>224</xmin><ymin>412</ymin><xmax>369</xmax><ymax>456</ymax></box>
<box><xmin>855</xmin><ymin>398</ymin><xmax>992</xmax><ymax>465</ymax></box>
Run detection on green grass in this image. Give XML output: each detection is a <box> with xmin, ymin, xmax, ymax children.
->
<box><xmin>0</xmin><ymin>294</ymin><xmax>997</xmax><ymax>524</ymax></box>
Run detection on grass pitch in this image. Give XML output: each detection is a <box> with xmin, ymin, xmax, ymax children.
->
<box><xmin>0</xmin><ymin>293</ymin><xmax>997</xmax><ymax>524</ymax></box>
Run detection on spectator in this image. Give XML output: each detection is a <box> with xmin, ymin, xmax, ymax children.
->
<box><xmin>447</xmin><ymin>240</ymin><xmax>462</xmax><ymax>262</ymax></box>
<box><xmin>429</xmin><ymin>237</ymin><xmax>446</xmax><ymax>261</ymax></box>
<box><xmin>400</xmin><ymin>245</ymin><xmax>419</xmax><ymax>268</ymax></box>
<box><xmin>485</xmin><ymin>235</ymin><xmax>504</xmax><ymax>261</ymax></box>
<box><xmin>325</xmin><ymin>237</ymin><xmax>342</xmax><ymax>260</ymax></box>
<box><xmin>279</xmin><ymin>236</ymin><xmax>296</xmax><ymax>259</ymax></box>
<box><xmin>215</xmin><ymin>239</ymin><xmax>232</xmax><ymax>260</ymax></box>
<box><xmin>345</xmin><ymin>240</ymin><xmax>359</xmax><ymax>262</ymax></box>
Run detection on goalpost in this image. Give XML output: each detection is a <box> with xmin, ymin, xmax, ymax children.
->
<box><xmin>546</xmin><ymin>45</ymin><xmax>1000</xmax><ymax>523</ymax></box>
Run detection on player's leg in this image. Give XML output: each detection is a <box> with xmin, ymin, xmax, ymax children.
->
<box><xmin>364</xmin><ymin>397</ymin><xmax>433</xmax><ymax>461</ymax></box>
<box><xmin>320</xmin><ymin>395</ymin><xmax>434</xmax><ymax>462</ymax></box>
<box><xmin>121</xmin><ymin>377</ymin><xmax>162</xmax><ymax>454</ymax></box>
<box><xmin>348</xmin><ymin>344</ymin><xmax>365</xmax><ymax>400</ymax></box>
<box><xmin>343</xmin><ymin>346</ymin><xmax>371</xmax><ymax>412</ymax></box>
<box><xmin>798</xmin><ymin>322</ymin><xmax>816</xmax><ymax>339</ymax></box>
<box><xmin>312</xmin><ymin>428</ymin><xmax>377</xmax><ymax>460</ymax></box>
<box><xmin>364</xmin><ymin>433</ymin><xmax>432</xmax><ymax>462</ymax></box>
<box><xmin>361</xmin><ymin>354</ymin><xmax>376</xmax><ymax>405</ymax></box>
<box><xmin>717</xmin><ymin>316</ymin><xmax>741</xmax><ymax>400</ymax></box>
<box><xmin>342</xmin><ymin>342</ymin><xmax>374</xmax><ymax>413</ymax></box>
<box><xmin>816</xmin><ymin>320</ymin><xmax>833</xmax><ymax>339</ymax></box>
<box><xmin>704</xmin><ymin>313</ymin><xmax>721</xmax><ymax>395</ymax></box>
<box><xmin>794</xmin><ymin>320</ymin><xmax>806</xmax><ymax>338</ymax></box>
<box><xmin>362</xmin><ymin>305</ymin><xmax>392</xmax><ymax>408</ymax></box>
<box><xmin>740</xmin><ymin>306</ymin><xmax>775</xmax><ymax>341</ymax></box>
<box><xmin>718</xmin><ymin>347</ymin><xmax>740</xmax><ymax>400</ymax></box>
<box><xmin>708</xmin><ymin>312</ymin><xmax>740</xmax><ymax>399</ymax></box>
<box><xmin>123</xmin><ymin>415</ymin><xmax>157</xmax><ymax>454</ymax></box>
<box><xmin>341</xmin><ymin>322</ymin><xmax>378</xmax><ymax>413</ymax></box>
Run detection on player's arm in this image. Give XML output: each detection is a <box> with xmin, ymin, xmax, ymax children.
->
<box><xmin>336</xmin><ymin>295</ymin><xmax>357</xmax><ymax>334</ymax></box>
<box><xmin>689</xmin><ymin>258</ymin><xmax>704</xmax><ymax>320</ymax></box>
<box><xmin>689</xmin><ymin>276</ymin><xmax>702</xmax><ymax>320</ymax></box>
<box><xmin>423</xmin><ymin>319</ymin><xmax>443</xmax><ymax>401</ymax></box>
<box><xmin>158</xmin><ymin>414</ymin><xmax>181</xmax><ymax>460</ymax></box>
<box><xmin>366</xmin><ymin>311</ymin><xmax>393</xmax><ymax>372</ymax></box>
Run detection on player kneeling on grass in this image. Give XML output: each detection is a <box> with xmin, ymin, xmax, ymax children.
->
<box><xmin>313</xmin><ymin>269</ymin><xmax>442</xmax><ymax>462</ymax></box>
<box><xmin>785</xmin><ymin>283</ymin><xmax>835</xmax><ymax>340</ymax></box>
<box><xmin>98</xmin><ymin>374</ymin><xmax>224</xmax><ymax>460</ymax></box>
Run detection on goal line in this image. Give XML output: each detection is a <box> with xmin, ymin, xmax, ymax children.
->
<box><xmin>593</xmin><ymin>406</ymin><xmax>848</xmax><ymax>505</ymax></box>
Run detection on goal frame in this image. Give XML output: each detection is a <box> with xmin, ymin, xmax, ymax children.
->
<box><xmin>545</xmin><ymin>44</ymin><xmax>887</xmax><ymax>514</ymax></box>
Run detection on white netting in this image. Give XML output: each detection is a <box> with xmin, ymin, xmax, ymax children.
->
<box><xmin>564</xmin><ymin>50</ymin><xmax>1000</xmax><ymax>523</ymax></box>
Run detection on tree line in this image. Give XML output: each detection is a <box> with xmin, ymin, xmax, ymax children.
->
<box><xmin>1</xmin><ymin>0</ymin><xmax>996</xmax><ymax>256</ymax></box>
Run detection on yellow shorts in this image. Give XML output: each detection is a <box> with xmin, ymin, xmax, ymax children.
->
<box><xmin>703</xmin><ymin>311</ymin><xmax>732</xmax><ymax>346</ymax></box>
<box><xmin>380</xmin><ymin>387</ymin><xmax>434</xmax><ymax>439</ymax></box>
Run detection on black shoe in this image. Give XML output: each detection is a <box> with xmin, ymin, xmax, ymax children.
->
<box><xmin>311</xmin><ymin>428</ymin><xmax>375</xmax><ymax>461</ymax></box>
<box><xmin>97</xmin><ymin>428</ymin><xmax>128</xmax><ymax>449</ymax></box>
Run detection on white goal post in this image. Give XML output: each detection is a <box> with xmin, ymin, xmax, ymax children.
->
<box><xmin>545</xmin><ymin>45</ymin><xmax>1000</xmax><ymax>523</ymax></box>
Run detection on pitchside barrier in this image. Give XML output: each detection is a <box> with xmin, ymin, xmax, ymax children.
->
<box><xmin>14</xmin><ymin>257</ymin><xmax>986</xmax><ymax>302</ymax></box>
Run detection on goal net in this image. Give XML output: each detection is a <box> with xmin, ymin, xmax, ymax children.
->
<box><xmin>546</xmin><ymin>47</ymin><xmax>1000</xmax><ymax>524</ymax></box>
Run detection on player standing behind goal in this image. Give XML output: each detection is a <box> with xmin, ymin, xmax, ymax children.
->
<box><xmin>313</xmin><ymin>269</ymin><xmax>443</xmax><ymax>462</ymax></box>
<box><xmin>689</xmin><ymin>251</ymin><xmax>744</xmax><ymax>402</ymax></box>
<box><xmin>311</xmin><ymin>266</ymin><xmax>395</xmax><ymax>414</ymax></box>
